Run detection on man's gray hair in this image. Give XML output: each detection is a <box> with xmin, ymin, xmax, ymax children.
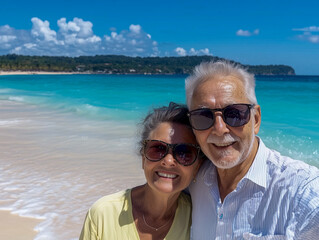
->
<box><xmin>185</xmin><ymin>61</ymin><xmax>258</xmax><ymax>107</ymax></box>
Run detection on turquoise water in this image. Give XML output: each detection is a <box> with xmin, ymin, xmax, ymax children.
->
<box><xmin>0</xmin><ymin>74</ymin><xmax>187</xmax><ymax>122</ymax></box>
<box><xmin>0</xmin><ymin>74</ymin><xmax>318</xmax><ymax>163</ymax></box>
<box><xmin>0</xmin><ymin>74</ymin><xmax>318</xmax><ymax>240</ymax></box>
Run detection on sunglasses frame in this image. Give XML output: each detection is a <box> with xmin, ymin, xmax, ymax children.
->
<box><xmin>188</xmin><ymin>103</ymin><xmax>255</xmax><ymax>130</ymax></box>
<box><xmin>143</xmin><ymin>139</ymin><xmax>200</xmax><ymax>166</ymax></box>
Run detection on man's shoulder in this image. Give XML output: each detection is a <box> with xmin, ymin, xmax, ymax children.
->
<box><xmin>266</xmin><ymin>147</ymin><xmax>318</xmax><ymax>177</ymax></box>
<box><xmin>264</xmin><ymin>146</ymin><xmax>319</xmax><ymax>195</ymax></box>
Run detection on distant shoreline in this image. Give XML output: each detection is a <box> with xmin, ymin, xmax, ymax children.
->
<box><xmin>0</xmin><ymin>71</ymin><xmax>177</xmax><ymax>76</ymax></box>
<box><xmin>0</xmin><ymin>71</ymin><xmax>78</xmax><ymax>76</ymax></box>
<box><xmin>0</xmin><ymin>71</ymin><xmax>301</xmax><ymax>77</ymax></box>
<box><xmin>0</xmin><ymin>55</ymin><xmax>296</xmax><ymax>75</ymax></box>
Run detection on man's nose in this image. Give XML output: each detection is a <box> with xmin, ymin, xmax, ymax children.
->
<box><xmin>209</xmin><ymin>113</ymin><xmax>230</xmax><ymax>136</ymax></box>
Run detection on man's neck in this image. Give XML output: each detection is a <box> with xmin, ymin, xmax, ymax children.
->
<box><xmin>217</xmin><ymin>137</ymin><xmax>259</xmax><ymax>202</ymax></box>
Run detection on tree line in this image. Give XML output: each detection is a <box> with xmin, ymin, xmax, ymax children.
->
<box><xmin>0</xmin><ymin>54</ymin><xmax>295</xmax><ymax>75</ymax></box>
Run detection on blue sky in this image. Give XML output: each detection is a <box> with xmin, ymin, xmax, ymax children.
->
<box><xmin>0</xmin><ymin>0</ymin><xmax>318</xmax><ymax>75</ymax></box>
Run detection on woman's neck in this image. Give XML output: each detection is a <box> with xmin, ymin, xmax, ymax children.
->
<box><xmin>132</xmin><ymin>184</ymin><xmax>179</xmax><ymax>219</ymax></box>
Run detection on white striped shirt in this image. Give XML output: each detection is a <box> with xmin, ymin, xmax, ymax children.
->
<box><xmin>189</xmin><ymin>138</ymin><xmax>319</xmax><ymax>240</ymax></box>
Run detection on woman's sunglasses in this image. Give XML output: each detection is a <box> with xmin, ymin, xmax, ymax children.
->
<box><xmin>188</xmin><ymin>103</ymin><xmax>255</xmax><ymax>130</ymax></box>
<box><xmin>143</xmin><ymin>140</ymin><xmax>200</xmax><ymax>166</ymax></box>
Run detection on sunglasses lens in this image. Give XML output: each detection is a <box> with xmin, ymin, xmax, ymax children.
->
<box><xmin>174</xmin><ymin>144</ymin><xmax>198</xmax><ymax>166</ymax></box>
<box><xmin>189</xmin><ymin>104</ymin><xmax>253</xmax><ymax>130</ymax></box>
<box><xmin>145</xmin><ymin>141</ymin><xmax>167</xmax><ymax>161</ymax></box>
<box><xmin>224</xmin><ymin>104</ymin><xmax>251</xmax><ymax>127</ymax></box>
<box><xmin>189</xmin><ymin>109</ymin><xmax>215</xmax><ymax>130</ymax></box>
<box><xmin>144</xmin><ymin>140</ymin><xmax>198</xmax><ymax>166</ymax></box>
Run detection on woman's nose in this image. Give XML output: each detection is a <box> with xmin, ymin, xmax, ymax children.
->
<box><xmin>161</xmin><ymin>150</ymin><xmax>177</xmax><ymax>166</ymax></box>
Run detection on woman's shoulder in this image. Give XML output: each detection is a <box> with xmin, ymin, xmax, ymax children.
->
<box><xmin>89</xmin><ymin>189</ymin><xmax>131</xmax><ymax>216</ymax></box>
<box><xmin>178</xmin><ymin>191</ymin><xmax>192</xmax><ymax>206</ymax></box>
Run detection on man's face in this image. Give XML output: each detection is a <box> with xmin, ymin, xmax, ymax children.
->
<box><xmin>189</xmin><ymin>75</ymin><xmax>261</xmax><ymax>169</ymax></box>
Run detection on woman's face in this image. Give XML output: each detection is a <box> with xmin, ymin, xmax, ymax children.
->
<box><xmin>142</xmin><ymin>122</ymin><xmax>201</xmax><ymax>195</ymax></box>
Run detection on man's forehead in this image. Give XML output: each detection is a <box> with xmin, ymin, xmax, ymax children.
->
<box><xmin>190</xmin><ymin>75</ymin><xmax>246</xmax><ymax>108</ymax></box>
<box><xmin>194</xmin><ymin>76</ymin><xmax>240</xmax><ymax>95</ymax></box>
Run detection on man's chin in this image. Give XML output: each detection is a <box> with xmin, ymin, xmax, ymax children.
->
<box><xmin>211</xmin><ymin>157</ymin><xmax>241</xmax><ymax>169</ymax></box>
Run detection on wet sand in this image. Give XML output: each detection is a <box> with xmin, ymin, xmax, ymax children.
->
<box><xmin>0</xmin><ymin>210</ymin><xmax>41</xmax><ymax>240</ymax></box>
<box><xmin>0</xmin><ymin>100</ymin><xmax>145</xmax><ymax>239</ymax></box>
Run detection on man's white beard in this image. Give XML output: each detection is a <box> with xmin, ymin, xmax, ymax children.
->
<box><xmin>206</xmin><ymin>126</ymin><xmax>255</xmax><ymax>169</ymax></box>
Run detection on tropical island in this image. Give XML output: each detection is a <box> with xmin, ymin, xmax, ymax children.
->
<box><xmin>0</xmin><ymin>54</ymin><xmax>295</xmax><ymax>75</ymax></box>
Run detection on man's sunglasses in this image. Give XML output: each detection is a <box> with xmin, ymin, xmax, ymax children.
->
<box><xmin>188</xmin><ymin>103</ymin><xmax>255</xmax><ymax>130</ymax></box>
<box><xmin>143</xmin><ymin>140</ymin><xmax>200</xmax><ymax>166</ymax></box>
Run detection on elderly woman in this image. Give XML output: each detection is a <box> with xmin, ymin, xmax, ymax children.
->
<box><xmin>80</xmin><ymin>102</ymin><xmax>203</xmax><ymax>240</ymax></box>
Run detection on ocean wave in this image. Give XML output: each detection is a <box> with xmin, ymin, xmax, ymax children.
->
<box><xmin>8</xmin><ymin>96</ymin><xmax>25</xmax><ymax>102</ymax></box>
<box><xmin>0</xmin><ymin>119</ymin><xmax>30</xmax><ymax>126</ymax></box>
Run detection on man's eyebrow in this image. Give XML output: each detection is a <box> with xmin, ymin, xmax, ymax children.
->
<box><xmin>194</xmin><ymin>103</ymin><xmax>236</xmax><ymax>109</ymax></box>
<box><xmin>197</xmin><ymin>105</ymin><xmax>208</xmax><ymax>108</ymax></box>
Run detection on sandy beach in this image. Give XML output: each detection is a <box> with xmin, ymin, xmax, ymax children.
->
<box><xmin>0</xmin><ymin>210</ymin><xmax>41</xmax><ymax>240</ymax></box>
<box><xmin>0</xmin><ymin>71</ymin><xmax>76</xmax><ymax>75</ymax></box>
<box><xmin>0</xmin><ymin>99</ymin><xmax>145</xmax><ymax>239</ymax></box>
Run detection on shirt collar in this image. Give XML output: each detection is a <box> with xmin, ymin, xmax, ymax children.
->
<box><xmin>203</xmin><ymin>160</ymin><xmax>217</xmax><ymax>186</ymax></box>
<box><xmin>203</xmin><ymin>137</ymin><xmax>268</xmax><ymax>189</ymax></box>
<box><xmin>243</xmin><ymin>137</ymin><xmax>267</xmax><ymax>188</ymax></box>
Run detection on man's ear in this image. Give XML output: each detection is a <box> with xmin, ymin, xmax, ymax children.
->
<box><xmin>253</xmin><ymin>105</ymin><xmax>261</xmax><ymax>135</ymax></box>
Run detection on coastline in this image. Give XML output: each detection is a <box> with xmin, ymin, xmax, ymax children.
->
<box><xmin>0</xmin><ymin>71</ymin><xmax>77</xmax><ymax>75</ymax></box>
<box><xmin>0</xmin><ymin>210</ymin><xmax>42</xmax><ymax>240</ymax></box>
<box><xmin>0</xmin><ymin>70</ymin><xmax>176</xmax><ymax>76</ymax></box>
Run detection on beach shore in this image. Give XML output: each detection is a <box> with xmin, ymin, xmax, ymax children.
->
<box><xmin>0</xmin><ymin>71</ymin><xmax>77</xmax><ymax>75</ymax></box>
<box><xmin>0</xmin><ymin>210</ymin><xmax>41</xmax><ymax>240</ymax></box>
<box><xmin>0</xmin><ymin>99</ymin><xmax>145</xmax><ymax>239</ymax></box>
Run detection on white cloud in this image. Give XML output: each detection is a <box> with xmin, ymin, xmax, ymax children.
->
<box><xmin>253</xmin><ymin>29</ymin><xmax>260</xmax><ymax>35</ymax></box>
<box><xmin>0</xmin><ymin>35</ymin><xmax>17</xmax><ymax>50</ymax></box>
<box><xmin>175</xmin><ymin>47</ymin><xmax>211</xmax><ymax>56</ymax></box>
<box><xmin>175</xmin><ymin>47</ymin><xmax>187</xmax><ymax>56</ymax></box>
<box><xmin>129</xmin><ymin>24</ymin><xmax>141</xmax><ymax>34</ymax></box>
<box><xmin>0</xmin><ymin>17</ymin><xmax>210</xmax><ymax>57</ymax></box>
<box><xmin>0</xmin><ymin>25</ymin><xmax>32</xmax><ymax>53</ymax></box>
<box><xmin>0</xmin><ymin>35</ymin><xmax>16</xmax><ymax>43</ymax></box>
<box><xmin>236</xmin><ymin>29</ymin><xmax>260</xmax><ymax>37</ymax></box>
<box><xmin>189</xmin><ymin>48</ymin><xmax>196</xmax><ymax>55</ymax></box>
<box><xmin>200</xmin><ymin>48</ymin><xmax>210</xmax><ymax>55</ymax></box>
<box><xmin>296</xmin><ymin>32</ymin><xmax>319</xmax><ymax>43</ymax></box>
<box><xmin>236</xmin><ymin>30</ymin><xmax>251</xmax><ymax>37</ymax></box>
<box><xmin>293</xmin><ymin>26</ymin><xmax>319</xmax><ymax>32</ymax></box>
<box><xmin>58</xmin><ymin>17</ymin><xmax>95</xmax><ymax>39</ymax></box>
<box><xmin>293</xmin><ymin>26</ymin><xmax>319</xmax><ymax>44</ymax></box>
<box><xmin>308</xmin><ymin>35</ymin><xmax>319</xmax><ymax>43</ymax></box>
<box><xmin>103</xmin><ymin>24</ymin><xmax>158</xmax><ymax>56</ymax></box>
<box><xmin>31</xmin><ymin>17</ymin><xmax>57</xmax><ymax>42</ymax></box>
<box><xmin>0</xmin><ymin>17</ymin><xmax>154</xmax><ymax>56</ymax></box>
<box><xmin>57</xmin><ymin>17</ymin><xmax>101</xmax><ymax>47</ymax></box>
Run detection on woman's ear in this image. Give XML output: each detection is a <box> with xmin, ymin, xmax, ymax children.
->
<box><xmin>142</xmin><ymin>155</ymin><xmax>146</xmax><ymax>169</ymax></box>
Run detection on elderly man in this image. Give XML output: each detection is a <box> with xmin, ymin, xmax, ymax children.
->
<box><xmin>186</xmin><ymin>61</ymin><xmax>319</xmax><ymax>239</ymax></box>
